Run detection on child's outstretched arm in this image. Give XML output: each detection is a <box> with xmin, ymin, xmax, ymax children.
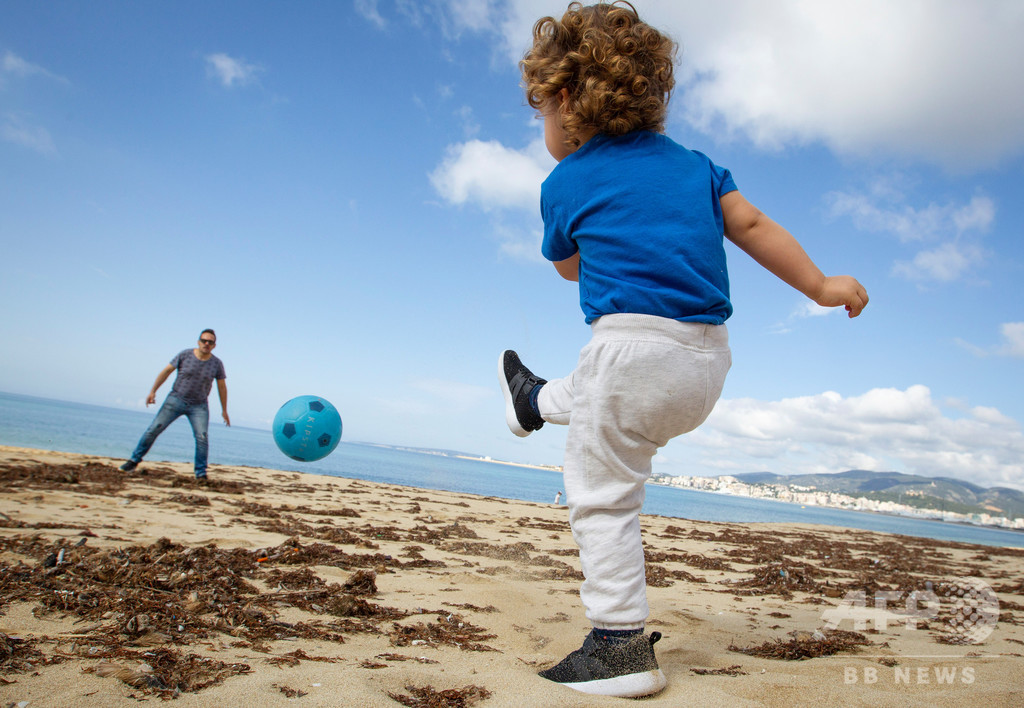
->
<box><xmin>721</xmin><ymin>191</ymin><xmax>868</xmax><ymax>318</ymax></box>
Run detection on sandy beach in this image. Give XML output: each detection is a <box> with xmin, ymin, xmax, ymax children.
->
<box><xmin>1</xmin><ymin>445</ymin><xmax>1022</xmax><ymax>707</ymax></box>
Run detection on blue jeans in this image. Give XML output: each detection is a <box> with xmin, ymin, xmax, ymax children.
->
<box><xmin>129</xmin><ymin>393</ymin><xmax>210</xmax><ymax>477</ymax></box>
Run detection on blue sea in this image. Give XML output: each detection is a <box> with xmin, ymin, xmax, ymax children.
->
<box><xmin>1</xmin><ymin>391</ymin><xmax>1022</xmax><ymax>549</ymax></box>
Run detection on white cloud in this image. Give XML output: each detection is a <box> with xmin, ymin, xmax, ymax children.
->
<box><xmin>443</xmin><ymin>0</ymin><xmax>497</xmax><ymax>32</ymax></box>
<box><xmin>972</xmin><ymin>405</ymin><xmax>1016</xmax><ymax>426</ymax></box>
<box><xmin>355</xmin><ymin>0</ymin><xmax>387</xmax><ymax>29</ymax></box>
<box><xmin>388</xmin><ymin>0</ymin><xmax>502</xmax><ymax>40</ymax></box>
<box><xmin>494</xmin><ymin>222</ymin><xmax>545</xmax><ymax>263</ymax></box>
<box><xmin>424</xmin><ymin>1</ymin><xmax>1019</xmax><ymax>263</ymax></box>
<box><xmin>659</xmin><ymin>0</ymin><xmax>1024</xmax><ymax>169</ymax></box>
<box><xmin>958</xmin><ymin>322</ymin><xmax>1024</xmax><ymax>358</ymax></box>
<box><xmin>952</xmin><ymin>196</ymin><xmax>998</xmax><ymax>232</ymax></box>
<box><xmin>892</xmin><ymin>241</ymin><xmax>985</xmax><ymax>283</ymax></box>
<box><xmin>793</xmin><ymin>302</ymin><xmax>835</xmax><ymax>319</ymax></box>
<box><xmin>766</xmin><ymin>299</ymin><xmax>841</xmax><ymax>336</ymax></box>
<box><xmin>1</xmin><ymin>52</ymin><xmax>65</xmax><ymax>152</ymax></box>
<box><xmin>999</xmin><ymin>322</ymin><xmax>1024</xmax><ymax>358</ymax></box>
<box><xmin>1</xmin><ymin>50</ymin><xmax>68</xmax><ymax>85</ymax></box>
<box><xmin>429</xmin><ymin>133</ymin><xmax>552</xmax><ymax>259</ymax></box>
<box><xmin>480</xmin><ymin>1</ymin><xmax>1024</xmax><ymax>170</ymax></box>
<box><xmin>668</xmin><ymin>385</ymin><xmax>1024</xmax><ymax>490</ymax></box>
<box><xmin>205</xmin><ymin>53</ymin><xmax>261</xmax><ymax>88</ymax></box>
<box><xmin>827</xmin><ymin>189</ymin><xmax>994</xmax><ymax>283</ymax></box>
<box><xmin>825</xmin><ymin>189</ymin><xmax>995</xmax><ymax>244</ymax></box>
<box><xmin>429</xmin><ymin>136</ymin><xmax>552</xmax><ymax>212</ymax></box>
<box><xmin>2</xmin><ymin>50</ymin><xmax>34</xmax><ymax>77</ymax></box>
<box><xmin>1</xmin><ymin>113</ymin><xmax>55</xmax><ymax>154</ymax></box>
<box><xmin>454</xmin><ymin>105</ymin><xmax>480</xmax><ymax>138</ymax></box>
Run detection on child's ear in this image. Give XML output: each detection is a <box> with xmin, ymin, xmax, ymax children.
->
<box><xmin>557</xmin><ymin>87</ymin><xmax>571</xmax><ymax>112</ymax></box>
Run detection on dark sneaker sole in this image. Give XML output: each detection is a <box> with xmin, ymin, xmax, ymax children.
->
<box><xmin>498</xmin><ymin>351</ymin><xmax>532</xmax><ymax>437</ymax></box>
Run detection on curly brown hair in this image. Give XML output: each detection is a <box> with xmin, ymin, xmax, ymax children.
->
<box><xmin>520</xmin><ymin>1</ymin><xmax>676</xmax><ymax>149</ymax></box>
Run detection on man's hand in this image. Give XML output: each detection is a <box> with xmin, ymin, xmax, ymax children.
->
<box><xmin>147</xmin><ymin>365</ymin><xmax>175</xmax><ymax>405</ymax></box>
<box><xmin>222</xmin><ymin>411</ymin><xmax>231</xmax><ymax>426</ymax></box>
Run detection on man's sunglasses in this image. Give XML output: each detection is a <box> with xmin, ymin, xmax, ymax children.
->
<box><xmin>199</xmin><ymin>339</ymin><xmax>216</xmax><ymax>345</ymax></box>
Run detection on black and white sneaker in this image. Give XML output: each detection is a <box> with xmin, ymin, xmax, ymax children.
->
<box><xmin>119</xmin><ymin>460</ymin><xmax>137</xmax><ymax>472</ymax></box>
<box><xmin>498</xmin><ymin>350</ymin><xmax>546</xmax><ymax>437</ymax></box>
<box><xmin>538</xmin><ymin>630</ymin><xmax>667</xmax><ymax>698</ymax></box>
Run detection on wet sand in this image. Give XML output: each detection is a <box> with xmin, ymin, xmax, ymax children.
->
<box><xmin>1</xmin><ymin>445</ymin><xmax>1022</xmax><ymax>707</ymax></box>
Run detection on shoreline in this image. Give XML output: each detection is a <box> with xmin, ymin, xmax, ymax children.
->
<box><xmin>2</xmin><ymin>440</ymin><xmax>1020</xmax><ymax>550</ymax></box>
<box><xmin>2</xmin><ymin>446</ymin><xmax>1024</xmax><ymax>706</ymax></box>
<box><xmin>650</xmin><ymin>483</ymin><xmax>1024</xmax><ymax>537</ymax></box>
<box><xmin>344</xmin><ymin>443</ymin><xmax>1024</xmax><ymax>540</ymax></box>
<box><xmin>453</xmin><ymin>454</ymin><xmax>562</xmax><ymax>473</ymax></box>
<box><xmin>355</xmin><ymin>441</ymin><xmax>1022</xmax><ymax>536</ymax></box>
<box><xmin>4</xmin><ymin>386</ymin><xmax>1017</xmax><ymax>537</ymax></box>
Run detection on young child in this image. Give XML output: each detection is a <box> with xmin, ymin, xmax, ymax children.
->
<box><xmin>499</xmin><ymin>1</ymin><xmax>868</xmax><ymax>699</ymax></box>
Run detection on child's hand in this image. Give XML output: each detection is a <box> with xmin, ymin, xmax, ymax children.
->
<box><xmin>814</xmin><ymin>276</ymin><xmax>869</xmax><ymax>318</ymax></box>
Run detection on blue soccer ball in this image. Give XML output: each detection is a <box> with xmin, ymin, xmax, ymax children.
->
<box><xmin>272</xmin><ymin>395</ymin><xmax>342</xmax><ymax>462</ymax></box>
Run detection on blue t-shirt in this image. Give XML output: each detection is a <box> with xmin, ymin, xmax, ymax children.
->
<box><xmin>169</xmin><ymin>349</ymin><xmax>226</xmax><ymax>405</ymax></box>
<box><xmin>541</xmin><ymin>131</ymin><xmax>737</xmax><ymax>324</ymax></box>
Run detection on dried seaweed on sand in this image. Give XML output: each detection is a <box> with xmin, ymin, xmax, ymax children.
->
<box><xmin>691</xmin><ymin>664</ymin><xmax>747</xmax><ymax>676</ymax></box>
<box><xmin>386</xmin><ymin>683</ymin><xmax>492</xmax><ymax>707</ymax></box>
<box><xmin>729</xmin><ymin>629</ymin><xmax>872</xmax><ymax>660</ymax></box>
<box><xmin>82</xmin><ymin>646</ymin><xmax>251</xmax><ymax>697</ymax></box>
<box><xmin>1</xmin><ymin>631</ymin><xmax>60</xmax><ymax>674</ymax></box>
<box><xmin>389</xmin><ymin>613</ymin><xmax>499</xmax><ymax>653</ymax></box>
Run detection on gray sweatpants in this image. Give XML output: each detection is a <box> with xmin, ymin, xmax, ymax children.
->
<box><xmin>538</xmin><ymin>314</ymin><xmax>731</xmax><ymax>629</ymax></box>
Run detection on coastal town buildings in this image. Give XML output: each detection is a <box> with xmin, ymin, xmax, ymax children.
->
<box><xmin>648</xmin><ymin>474</ymin><xmax>1024</xmax><ymax>530</ymax></box>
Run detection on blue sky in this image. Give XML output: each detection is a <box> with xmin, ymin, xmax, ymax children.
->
<box><xmin>2</xmin><ymin>0</ymin><xmax>1022</xmax><ymax>490</ymax></box>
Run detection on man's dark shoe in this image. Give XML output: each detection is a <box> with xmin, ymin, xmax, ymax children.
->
<box><xmin>498</xmin><ymin>350</ymin><xmax>546</xmax><ymax>438</ymax></box>
<box><xmin>119</xmin><ymin>460</ymin><xmax>138</xmax><ymax>473</ymax></box>
<box><xmin>538</xmin><ymin>630</ymin><xmax>667</xmax><ymax>697</ymax></box>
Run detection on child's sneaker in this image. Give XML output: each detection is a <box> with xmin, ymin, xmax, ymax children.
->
<box><xmin>498</xmin><ymin>350</ymin><xmax>546</xmax><ymax>437</ymax></box>
<box><xmin>538</xmin><ymin>630</ymin><xmax>667</xmax><ymax>698</ymax></box>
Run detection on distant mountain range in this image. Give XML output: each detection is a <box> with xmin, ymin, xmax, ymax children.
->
<box><xmin>730</xmin><ymin>470</ymin><xmax>1024</xmax><ymax>519</ymax></box>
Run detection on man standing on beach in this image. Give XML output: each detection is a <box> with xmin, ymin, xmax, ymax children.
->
<box><xmin>120</xmin><ymin>329</ymin><xmax>229</xmax><ymax>480</ymax></box>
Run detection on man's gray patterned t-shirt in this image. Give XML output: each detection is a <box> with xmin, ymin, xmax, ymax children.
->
<box><xmin>169</xmin><ymin>349</ymin><xmax>226</xmax><ymax>405</ymax></box>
